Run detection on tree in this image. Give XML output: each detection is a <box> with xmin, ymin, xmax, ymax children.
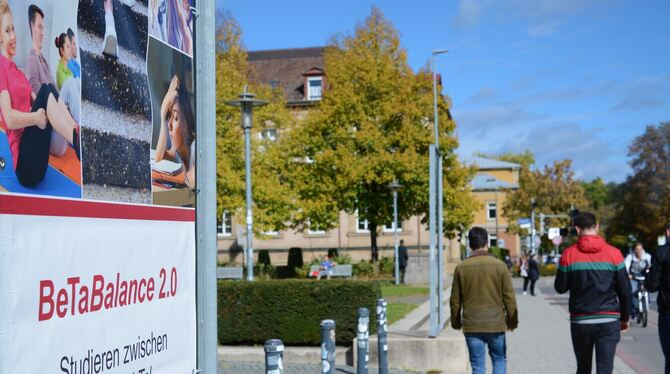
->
<box><xmin>215</xmin><ymin>11</ymin><xmax>295</xmax><ymax>234</ymax></box>
<box><xmin>497</xmin><ymin>154</ymin><xmax>586</xmax><ymax>233</ymax></box>
<box><xmin>280</xmin><ymin>7</ymin><xmax>476</xmax><ymax>260</ymax></box>
<box><xmin>610</xmin><ymin>122</ymin><xmax>670</xmax><ymax>249</ymax></box>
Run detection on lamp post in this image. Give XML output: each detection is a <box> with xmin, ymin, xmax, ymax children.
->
<box><xmin>226</xmin><ymin>87</ymin><xmax>267</xmax><ymax>281</ymax></box>
<box><xmin>428</xmin><ymin>49</ymin><xmax>448</xmax><ymax>336</ymax></box>
<box><xmin>432</xmin><ymin>49</ymin><xmax>448</xmax><ymax>146</ymax></box>
<box><xmin>388</xmin><ymin>179</ymin><xmax>402</xmax><ymax>285</ymax></box>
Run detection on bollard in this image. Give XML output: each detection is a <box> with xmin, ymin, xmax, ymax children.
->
<box><xmin>264</xmin><ymin>339</ymin><xmax>284</xmax><ymax>374</ymax></box>
<box><xmin>377</xmin><ymin>299</ymin><xmax>389</xmax><ymax>374</ymax></box>
<box><xmin>357</xmin><ymin>307</ymin><xmax>370</xmax><ymax>374</ymax></box>
<box><xmin>321</xmin><ymin>319</ymin><xmax>336</xmax><ymax>374</ymax></box>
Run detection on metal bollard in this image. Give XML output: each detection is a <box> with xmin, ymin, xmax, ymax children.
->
<box><xmin>357</xmin><ymin>307</ymin><xmax>370</xmax><ymax>374</ymax></box>
<box><xmin>264</xmin><ymin>339</ymin><xmax>284</xmax><ymax>374</ymax></box>
<box><xmin>321</xmin><ymin>319</ymin><xmax>336</xmax><ymax>374</ymax></box>
<box><xmin>377</xmin><ymin>299</ymin><xmax>388</xmax><ymax>374</ymax></box>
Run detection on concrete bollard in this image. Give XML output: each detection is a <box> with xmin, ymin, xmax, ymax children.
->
<box><xmin>321</xmin><ymin>319</ymin><xmax>336</xmax><ymax>374</ymax></box>
<box><xmin>264</xmin><ymin>339</ymin><xmax>284</xmax><ymax>374</ymax></box>
<box><xmin>357</xmin><ymin>307</ymin><xmax>370</xmax><ymax>374</ymax></box>
<box><xmin>377</xmin><ymin>299</ymin><xmax>389</xmax><ymax>374</ymax></box>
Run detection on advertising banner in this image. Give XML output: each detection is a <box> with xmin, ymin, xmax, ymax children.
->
<box><xmin>0</xmin><ymin>0</ymin><xmax>197</xmax><ymax>372</ymax></box>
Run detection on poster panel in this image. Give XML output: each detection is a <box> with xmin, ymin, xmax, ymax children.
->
<box><xmin>0</xmin><ymin>0</ymin><xmax>197</xmax><ymax>372</ymax></box>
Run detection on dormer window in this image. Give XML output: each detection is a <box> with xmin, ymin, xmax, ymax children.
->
<box><xmin>307</xmin><ymin>77</ymin><xmax>323</xmax><ymax>101</ymax></box>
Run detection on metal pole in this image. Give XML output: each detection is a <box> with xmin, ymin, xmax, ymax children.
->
<box><xmin>321</xmin><ymin>319</ymin><xmax>336</xmax><ymax>374</ymax></box>
<box><xmin>243</xmin><ymin>116</ymin><xmax>254</xmax><ymax>281</ymax></box>
<box><xmin>432</xmin><ymin>56</ymin><xmax>439</xmax><ymax>147</ymax></box>
<box><xmin>393</xmin><ymin>189</ymin><xmax>399</xmax><ymax>285</ymax></box>
<box><xmin>530</xmin><ymin>199</ymin><xmax>536</xmax><ymax>255</ymax></box>
<box><xmin>428</xmin><ymin>145</ymin><xmax>438</xmax><ymax>337</ymax></box>
<box><xmin>195</xmin><ymin>0</ymin><xmax>217</xmax><ymax>372</ymax></box>
<box><xmin>226</xmin><ymin>90</ymin><xmax>267</xmax><ymax>282</ymax></box>
<box><xmin>357</xmin><ymin>308</ymin><xmax>370</xmax><ymax>374</ymax></box>
<box><xmin>376</xmin><ymin>299</ymin><xmax>388</xmax><ymax>374</ymax></box>
<box><xmin>437</xmin><ymin>155</ymin><xmax>445</xmax><ymax>330</ymax></box>
<box><xmin>264</xmin><ymin>339</ymin><xmax>284</xmax><ymax>374</ymax></box>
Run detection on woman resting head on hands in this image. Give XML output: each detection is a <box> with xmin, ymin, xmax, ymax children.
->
<box><xmin>155</xmin><ymin>75</ymin><xmax>195</xmax><ymax>188</ymax></box>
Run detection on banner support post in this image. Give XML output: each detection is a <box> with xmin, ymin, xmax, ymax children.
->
<box><xmin>195</xmin><ymin>0</ymin><xmax>218</xmax><ymax>372</ymax></box>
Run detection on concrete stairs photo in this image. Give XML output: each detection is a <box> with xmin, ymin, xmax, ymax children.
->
<box><xmin>78</xmin><ymin>0</ymin><xmax>152</xmax><ymax>203</ymax></box>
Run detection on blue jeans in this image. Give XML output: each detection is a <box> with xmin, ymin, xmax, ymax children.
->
<box><xmin>660</xmin><ymin>313</ymin><xmax>670</xmax><ymax>374</ymax></box>
<box><xmin>464</xmin><ymin>332</ymin><xmax>506</xmax><ymax>374</ymax></box>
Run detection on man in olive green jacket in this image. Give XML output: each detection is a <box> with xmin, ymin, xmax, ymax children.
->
<box><xmin>450</xmin><ymin>227</ymin><xmax>518</xmax><ymax>374</ymax></box>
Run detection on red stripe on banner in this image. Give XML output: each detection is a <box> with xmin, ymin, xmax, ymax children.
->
<box><xmin>0</xmin><ymin>194</ymin><xmax>195</xmax><ymax>222</ymax></box>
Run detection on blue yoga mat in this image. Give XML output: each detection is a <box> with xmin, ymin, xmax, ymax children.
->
<box><xmin>0</xmin><ymin>132</ymin><xmax>81</xmax><ymax>198</ymax></box>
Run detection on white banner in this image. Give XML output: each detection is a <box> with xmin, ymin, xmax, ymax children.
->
<box><xmin>0</xmin><ymin>198</ymin><xmax>196</xmax><ymax>373</ymax></box>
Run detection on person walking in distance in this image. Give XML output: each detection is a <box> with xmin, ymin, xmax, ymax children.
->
<box><xmin>520</xmin><ymin>254</ymin><xmax>530</xmax><ymax>295</ymax></box>
<box><xmin>555</xmin><ymin>212</ymin><xmax>631</xmax><ymax>374</ymax></box>
<box><xmin>647</xmin><ymin>224</ymin><xmax>670</xmax><ymax>373</ymax></box>
<box><xmin>527</xmin><ymin>254</ymin><xmax>540</xmax><ymax>296</ymax></box>
<box><xmin>450</xmin><ymin>227</ymin><xmax>518</xmax><ymax>374</ymax></box>
<box><xmin>398</xmin><ymin>239</ymin><xmax>409</xmax><ymax>284</ymax></box>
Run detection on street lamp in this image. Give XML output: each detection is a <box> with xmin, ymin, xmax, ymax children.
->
<box><xmin>432</xmin><ymin>49</ymin><xmax>448</xmax><ymax>146</ymax></box>
<box><xmin>226</xmin><ymin>87</ymin><xmax>268</xmax><ymax>281</ymax></box>
<box><xmin>388</xmin><ymin>179</ymin><xmax>402</xmax><ymax>285</ymax></box>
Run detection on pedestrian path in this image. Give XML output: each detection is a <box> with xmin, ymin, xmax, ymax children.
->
<box><xmin>503</xmin><ymin>277</ymin><xmax>635</xmax><ymax>374</ymax></box>
<box><xmin>218</xmin><ymin>361</ymin><xmax>415</xmax><ymax>374</ymax></box>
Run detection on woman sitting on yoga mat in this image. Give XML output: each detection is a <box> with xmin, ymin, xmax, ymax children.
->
<box><xmin>0</xmin><ymin>0</ymin><xmax>80</xmax><ymax>187</ymax></box>
<box><xmin>155</xmin><ymin>75</ymin><xmax>195</xmax><ymax>188</ymax></box>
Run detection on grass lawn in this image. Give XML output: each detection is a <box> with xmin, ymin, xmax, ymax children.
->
<box><xmin>381</xmin><ymin>284</ymin><xmax>429</xmax><ymax>325</ymax></box>
<box><xmin>386</xmin><ymin>303</ymin><xmax>419</xmax><ymax>325</ymax></box>
<box><xmin>381</xmin><ymin>284</ymin><xmax>430</xmax><ymax>298</ymax></box>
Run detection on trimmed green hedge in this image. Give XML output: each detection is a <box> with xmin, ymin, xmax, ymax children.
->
<box><xmin>218</xmin><ymin>280</ymin><xmax>381</xmax><ymax>346</ymax></box>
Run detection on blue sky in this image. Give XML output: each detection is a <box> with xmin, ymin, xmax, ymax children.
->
<box><xmin>219</xmin><ymin>0</ymin><xmax>670</xmax><ymax>182</ymax></box>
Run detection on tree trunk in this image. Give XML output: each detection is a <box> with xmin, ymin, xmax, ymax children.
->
<box><xmin>370</xmin><ymin>222</ymin><xmax>379</xmax><ymax>262</ymax></box>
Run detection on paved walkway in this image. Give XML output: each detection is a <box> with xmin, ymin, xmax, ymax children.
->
<box><xmin>502</xmin><ymin>277</ymin><xmax>635</xmax><ymax>374</ymax></box>
<box><xmin>218</xmin><ymin>361</ymin><xmax>416</xmax><ymax>373</ymax></box>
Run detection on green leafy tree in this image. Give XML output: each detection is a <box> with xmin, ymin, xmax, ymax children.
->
<box><xmin>610</xmin><ymin>122</ymin><xmax>670</xmax><ymax>249</ymax></box>
<box><xmin>280</xmin><ymin>7</ymin><xmax>476</xmax><ymax>260</ymax></box>
<box><xmin>492</xmin><ymin>153</ymin><xmax>586</xmax><ymax>233</ymax></box>
<box><xmin>215</xmin><ymin>11</ymin><xmax>295</xmax><ymax>234</ymax></box>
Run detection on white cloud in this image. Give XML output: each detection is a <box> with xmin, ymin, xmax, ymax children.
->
<box><xmin>527</xmin><ymin>21</ymin><xmax>562</xmax><ymax>37</ymax></box>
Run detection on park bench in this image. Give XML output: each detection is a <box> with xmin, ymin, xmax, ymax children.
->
<box><xmin>308</xmin><ymin>264</ymin><xmax>353</xmax><ymax>278</ymax></box>
<box><xmin>216</xmin><ymin>266</ymin><xmax>244</xmax><ymax>280</ymax></box>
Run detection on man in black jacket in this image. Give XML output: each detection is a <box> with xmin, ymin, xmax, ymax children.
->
<box><xmin>647</xmin><ymin>223</ymin><xmax>670</xmax><ymax>374</ymax></box>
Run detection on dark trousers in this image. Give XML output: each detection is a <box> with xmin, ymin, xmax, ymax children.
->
<box><xmin>523</xmin><ymin>277</ymin><xmax>537</xmax><ymax>295</ymax></box>
<box><xmin>15</xmin><ymin>84</ymin><xmax>59</xmax><ymax>187</ymax></box>
<box><xmin>570</xmin><ymin>321</ymin><xmax>620</xmax><ymax>374</ymax></box>
<box><xmin>400</xmin><ymin>266</ymin><xmax>406</xmax><ymax>284</ymax></box>
<box><xmin>660</xmin><ymin>313</ymin><xmax>670</xmax><ymax>374</ymax></box>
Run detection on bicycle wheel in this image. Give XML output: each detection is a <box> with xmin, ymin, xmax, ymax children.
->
<box><xmin>642</xmin><ymin>294</ymin><xmax>648</xmax><ymax>327</ymax></box>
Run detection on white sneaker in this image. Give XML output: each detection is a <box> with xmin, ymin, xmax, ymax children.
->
<box><xmin>102</xmin><ymin>11</ymin><xmax>118</xmax><ymax>58</ymax></box>
<box><xmin>120</xmin><ymin>0</ymin><xmax>136</xmax><ymax>6</ymax></box>
<box><xmin>523</xmin><ymin>291</ymin><xmax>528</xmax><ymax>295</ymax></box>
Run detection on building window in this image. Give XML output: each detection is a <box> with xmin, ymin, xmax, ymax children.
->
<box><xmin>489</xmin><ymin>234</ymin><xmax>498</xmax><ymax>248</ymax></box>
<box><xmin>487</xmin><ymin>202</ymin><xmax>497</xmax><ymax>220</ymax></box>
<box><xmin>383</xmin><ymin>221</ymin><xmax>403</xmax><ymax>233</ymax></box>
<box><xmin>269</xmin><ymin>79</ymin><xmax>280</xmax><ymax>89</ymax></box>
<box><xmin>259</xmin><ymin>128</ymin><xmax>278</xmax><ymax>141</ymax></box>
<box><xmin>307</xmin><ymin>220</ymin><xmax>326</xmax><ymax>235</ymax></box>
<box><xmin>307</xmin><ymin>77</ymin><xmax>323</xmax><ymax>101</ymax></box>
<box><xmin>356</xmin><ymin>214</ymin><xmax>369</xmax><ymax>233</ymax></box>
<box><xmin>218</xmin><ymin>211</ymin><xmax>232</xmax><ymax>236</ymax></box>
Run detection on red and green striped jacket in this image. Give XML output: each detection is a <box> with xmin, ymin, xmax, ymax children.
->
<box><xmin>554</xmin><ymin>235</ymin><xmax>632</xmax><ymax>323</ymax></box>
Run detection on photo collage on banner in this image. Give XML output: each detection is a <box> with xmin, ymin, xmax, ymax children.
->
<box><xmin>0</xmin><ymin>0</ymin><xmax>82</xmax><ymax>198</ymax></box>
<box><xmin>0</xmin><ymin>0</ymin><xmax>195</xmax><ymax>207</ymax></box>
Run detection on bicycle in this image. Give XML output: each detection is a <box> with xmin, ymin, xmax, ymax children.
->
<box><xmin>633</xmin><ymin>270</ymin><xmax>650</xmax><ymax>327</ymax></box>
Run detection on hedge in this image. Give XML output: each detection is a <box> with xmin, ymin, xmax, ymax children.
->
<box><xmin>218</xmin><ymin>280</ymin><xmax>381</xmax><ymax>346</ymax></box>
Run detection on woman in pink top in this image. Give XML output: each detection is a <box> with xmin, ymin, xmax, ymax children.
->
<box><xmin>0</xmin><ymin>1</ymin><xmax>80</xmax><ymax>187</ymax></box>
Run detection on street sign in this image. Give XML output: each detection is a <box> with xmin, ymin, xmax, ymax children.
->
<box><xmin>518</xmin><ymin>218</ymin><xmax>531</xmax><ymax>229</ymax></box>
<box><xmin>548</xmin><ymin>227</ymin><xmax>560</xmax><ymax>240</ymax></box>
<box><xmin>498</xmin><ymin>239</ymin><xmax>506</xmax><ymax>249</ymax></box>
